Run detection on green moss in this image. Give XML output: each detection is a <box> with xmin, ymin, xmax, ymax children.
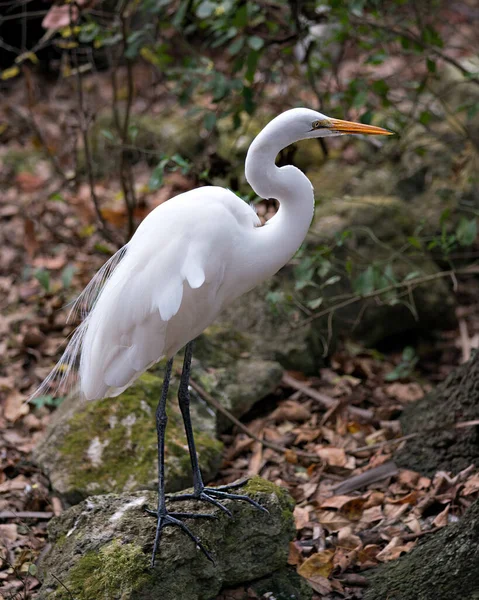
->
<box><xmin>58</xmin><ymin>372</ymin><xmax>222</xmax><ymax>499</ymax></box>
<box><xmin>243</xmin><ymin>476</ymin><xmax>294</xmax><ymax>515</ymax></box>
<box><xmin>57</xmin><ymin>540</ymin><xmax>149</xmax><ymax>600</ymax></box>
<box><xmin>194</xmin><ymin>324</ymin><xmax>252</xmax><ymax>367</ymax></box>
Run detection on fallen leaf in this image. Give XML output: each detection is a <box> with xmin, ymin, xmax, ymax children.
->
<box><xmin>293</xmin><ymin>505</ymin><xmax>310</xmax><ymax>530</ymax></box>
<box><xmin>4</xmin><ymin>391</ymin><xmax>29</xmax><ymax>422</ymax></box>
<box><xmin>317</xmin><ymin>447</ymin><xmax>347</xmax><ymax>467</ymax></box>
<box><xmin>462</xmin><ymin>473</ymin><xmax>479</xmax><ymax>496</ymax></box>
<box><xmin>317</xmin><ymin>510</ymin><xmax>351</xmax><ymax>532</ymax></box>
<box><xmin>0</xmin><ymin>524</ymin><xmax>17</xmax><ymax>543</ymax></box>
<box><xmin>337</xmin><ymin>526</ymin><xmax>362</xmax><ymax>549</ymax></box>
<box><xmin>433</xmin><ymin>504</ymin><xmax>450</xmax><ymax>528</ymax></box>
<box><xmin>298</xmin><ymin>549</ymin><xmax>335</xmax><ymax>579</ymax></box>
<box><xmin>385</xmin><ymin>382</ymin><xmax>424</xmax><ymax>403</ymax></box>
<box><xmin>271</xmin><ymin>399</ymin><xmax>310</xmax><ymax>423</ymax></box>
<box><xmin>15</xmin><ymin>172</ymin><xmax>45</xmax><ymax>192</ymax></box>
<box><xmin>387</xmin><ymin>491</ymin><xmax>418</xmax><ymax>505</ymax></box>
<box><xmin>0</xmin><ymin>475</ymin><xmax>29</xmax><ymax>493</ymax></box>
<box><xmin>287</xmin><ymin>541</ymin><xmax>302</xmax><ymax>566</ymax></box>
<box><xmin>376</xmin><ymin>537</ymin><xmax>416</xmax><ymax>562</ymax></box>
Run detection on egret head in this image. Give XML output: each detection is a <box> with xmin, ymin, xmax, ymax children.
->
<box><xmin>255</xmin><ymin>108</ymin><xmax>392</xmax><ymax>151</ymax></box>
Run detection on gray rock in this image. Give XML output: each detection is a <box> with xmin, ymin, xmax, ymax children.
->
<box><xmin>38</xmin><ymin>478</ymin><xmax>296</xmax><ymax>600</ymax></box>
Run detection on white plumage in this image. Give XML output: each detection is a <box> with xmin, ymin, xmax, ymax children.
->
<box><xmin>36</xmin><ymin>108</ymin><xmax>391</xmax><ymax>403</ymax></box>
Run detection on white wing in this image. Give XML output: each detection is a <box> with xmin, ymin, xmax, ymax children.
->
<box><xmin>35</xmin><ymin>186</ymin><xmax>259</xmax><ymax>401</ymax></box>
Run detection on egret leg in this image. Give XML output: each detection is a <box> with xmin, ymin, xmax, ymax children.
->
<box><xmin>145</xmin><ymin>357</ymin><xmax>215</xmax><ymax>567</ymax></box>
<box><xmin>170</xmin><ymin>341</ymin><xmax>268</xmax><ymax>516</ymax></box>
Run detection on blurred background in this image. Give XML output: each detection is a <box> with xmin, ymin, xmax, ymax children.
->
<box><xmin>0</xmin><ymin>1</ymin><xmax>479</xmax><ymax>597</ymax></box>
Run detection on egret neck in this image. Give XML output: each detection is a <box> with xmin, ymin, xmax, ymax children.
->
<box><xmin>244</xmin><ymin>125</ymin><xmax>315</xmax><ymax>283</ymax></box>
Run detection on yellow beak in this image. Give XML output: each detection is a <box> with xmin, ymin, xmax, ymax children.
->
<box><xmin>329</xmin><ymin>118</ymin><xmax>393</xmax><ymax>136</ymax></box>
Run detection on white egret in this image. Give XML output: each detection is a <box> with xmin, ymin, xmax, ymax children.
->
<box><xmin>37</xmin><ymin>108</ymin><xmax>392</xmax><ymax>565</ymax></box>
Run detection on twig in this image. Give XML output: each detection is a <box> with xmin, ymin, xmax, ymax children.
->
<box><xmin>352</xmin><ymin>419</ymin><xmax>479</xmax><ymax>454</ymax></box>
<box><xmin>332</xmin><ymin>461</ymin><xmax>399</xmax><ymax>495</ymax></box>
<box><xmin>7</xmin><ymin>104</ymin><xmax>69</xmax><ymax>182</ymax></box>
<box><xmin>70</xmin><ymin>8</ymin><xmax>119</xmax><ymax>246</ymax></box>
<box><xmin>349</xmin><ymin>16</ymin><xmax>479</xmax><ymax>86</ymax></box>
<box><xmin>295</xmin><ymin>266</ymin><xmax>479</xmax><ymax>329</ymax></box>
<box><xmin>282</xmin><ymin>373</ymin><xmax>374</xmax><ymax>422</ymax></box>
<box><xmin>187</xmin><ymin>374</ymin><xmax>322</xmax><ymax>461</ymax></box>
<box><xmin>0</xmin><ymin>511</ymin><xmax>54</xmax><ymax>519</ymax></box>
<box><xmin>458</xmin><ymin>318</ymin><xmax>471</xmax><ymax>363</ymax></box>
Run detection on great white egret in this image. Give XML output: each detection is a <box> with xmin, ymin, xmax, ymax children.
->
<box><xmin>36</xmin><ymin>108</ymin><xmax>392</xmax><ymax>566</ymax></box>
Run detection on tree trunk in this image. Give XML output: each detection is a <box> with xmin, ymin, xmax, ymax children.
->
<box><xmin>397</xmin><ymin>353</ymin><xmax>479</xmax><ymax>476</ymax></box>
<box><xmin>364</xmin><ymin>499</ymin><xmax>479</xmax><ymax>600</ymax></box>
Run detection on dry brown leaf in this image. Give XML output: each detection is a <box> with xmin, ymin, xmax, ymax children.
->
<box><xmin>385</xmin><ymin>382</ymin><xmax>424</xmax><ymax>403</ymax></box>
<box><xmin>0</xmin><ymin>524</ymin><xmax>17</xmax><ymax>544</ymax></box>
<box><xmin>433</xmin><ymin>504</ymin><xmax>450</xmax><ymax>528</ymax></box>
<box><xmin>297</xmin><ymin>549</ymin><xmax>335</xmax><ymax>579</ymax></box>
<box><xmin>0</xmin><ymin>475</ymin><xmax>29</xmax><ymax>493</ymax></box>
<box><xmin>376</xmin><ymin>536</ymin><xmax>416</xmax><ymax>562</ymax></box>
<box><xmin>320</xmin><ymin>495</ymin><xmax>354</xmax><ymax>510</ymax></box>
<box><xmin>287</xmin><ymin>541</ymin><xmax>302</xmax><ymax>566</ymax></box>
<box><xmin>317</xmin><ymin>447</ymin><xmax>347</xmax><ymax>467</ymax></box>
<box><xmin>293</xmin><ymin>506</ymin><xmax>310</xmax><ymax>530</ymax></box>
<box><xmin>15</xmin><ymin>172</ymin><xmax>45</xmax><ymax>192</ymax></box>
<box><xmin>359</xmin><ymin>505</ymin><xmax>384</xmax><ymax>525</ymax></box>
<box><xmin>317</xmin><ymin>510</ymin><xmax>351</xmax><ymax>532</ymax></box>
<box><xmin>270</xmin><ymin>399</ymin><xmax>310</xmax><ymax>423</ymax></box>
<box><xmin>4</xmin><ymin>391</ymin><xmax>29</xmax><ymax>422</ymax></box>
<box><xmin>387</xmin><ymin>491</ymin><xmax>418</xmax><ymax>505</ymax></box>
<box><xmin>337</xmin><ymin>526</ymin><xmax>362</xmax><ymax>549</ymax></box>
<box><xmin>462</xmin><ymin>473</ymin><xmax>479</xmax><ymax>496</ymax></box>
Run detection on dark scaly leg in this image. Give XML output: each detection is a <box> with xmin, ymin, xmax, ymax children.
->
<box><xmin>168</xmin><ymin>341</ymin><xmax>269</xmax><ymax>516</ymax></box>
<box><xmin>144</xmin><ymin>357</ymin><xmax>215</xmax><ymax>567</ymax></box>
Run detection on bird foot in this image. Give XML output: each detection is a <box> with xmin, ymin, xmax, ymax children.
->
<box><xmin>167</xmin><ymin>483</ymin><xmax>269</xmax><ymax>518</ymax></box>
<box><xmin>144</xmin><ymin>507</ymin><xmax>216</xmax><ymax>567</ymax></box>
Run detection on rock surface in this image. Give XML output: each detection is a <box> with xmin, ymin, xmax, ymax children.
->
<box><xmin>364</xmin><ymin>499</ymin><xmax>479</xmax><ymax>600</ymax></box>
<box><xmin>38</xmin><ymin>478</ymin><xmax>296</xmax><ymax>600</ymax></box>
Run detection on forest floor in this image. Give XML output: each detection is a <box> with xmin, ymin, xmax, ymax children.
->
<box><xmin>1</xmin><ymin>77</ymin><xmax>479</xmax><ymax>600</ymax></box>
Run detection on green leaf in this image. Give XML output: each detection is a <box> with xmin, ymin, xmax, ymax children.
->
<box><xmin>407</xmin><ymin>236</ymin><xmax>422</xmax><ymax>250</ymax></box>
<box><xmin>204</xmin><ymin>112</ymin><xmax>216</xmax><ymax>131</ymax></box>
<box><xmin>323</xmin><ymin>275</ymin><xmax>341</xmax><ymax>286</ymax></box>
<box><xmin>353</xmin><ymin>266</ymin><xmax>374</xmax><ymax>295</ymax></box>
<box><xmin>28</xmin><ymin>563</ymin><xmax>38</xmax><ymax>576</ymax></box>
<box><xmin>247</xmin><ymin>36</ymin><xmax>264</xmax><ymax>51</ymax></box>
<box><xmin>228</xmin><ymin>36</ymin><xmax>245</xmax><ymax>55</ymax></box>
<box><xmin>456</xmin><ymin>217</ymin><xmax>477</xmax><ymax>247</ymax></box>
<box><xmin>101</xmin><ymin>129</ymin><xmax>115</xmax><ymax>141</ymax></box>
<box><xmin>61</xmin><ymin>265</ymin><xmax>76</xmax><ymax>289</ymax></box>
<box><xmin>419</xmin><ymin>110</ymin><xmax>432</xmax><ymax>126</ymax></box>
<box><xmin>426</xmin><ymin>58</ymin><xmax>436</xmax><ymax>73</ymax></box>
<box><xmin>196</xmin><ymin>0</ymin><xmax>215</xmax><ymax>18</ymax></box>
<box><xmin>307</xmin><ymin>297</ymin><xmax>324</xmax><ymax>310</ymax></box>
<box><xmin>35</xmin><ymin>269</ymin><xmax>50</xmax><ymax>292</ymax></box>
<box><xmin>352</xmin><ymin>90</ymin><xmax>368</xmax><ymax>109</ymax></box>
<box><xmin>403</xmin><ymin>271</ymin><xmax>421</xmax><ymax>281</ymax></box>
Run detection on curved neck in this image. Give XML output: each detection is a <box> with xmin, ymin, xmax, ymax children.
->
<box><xmin>243</xmin><ymin>131</ymin><xmax>315</xmax><ymax>284</ymax></box>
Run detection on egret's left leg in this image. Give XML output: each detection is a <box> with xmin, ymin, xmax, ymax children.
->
<box><xmin>170</xmin><ymin>341</ymin><xmax>268</xmax><ymax>515</ymax></box>
<box><xmin>145</xmin><ymin>357</ymin><xmax>215</xmax><ymax>567</ymax></box>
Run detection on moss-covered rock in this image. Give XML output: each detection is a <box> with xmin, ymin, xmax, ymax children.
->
<box><xmin>33</xmin><ymin>371</ymin><xmax>223</xmax><ymax>505</ymax></box>
<box><xmin>38</xmin><ymin>478</ymin><xmax>295</xmax><ymax>600</ymax></box>
<box><xmin>34</xmin><ymin>325</ymin><xmax>284</xmax><ymax>503</ymax></box>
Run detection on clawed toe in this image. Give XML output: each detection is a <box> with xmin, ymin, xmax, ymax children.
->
<box><xmin>148</xmin><ymin>511</ymin><xmax>215</xmax><ymax>567</ymax></box>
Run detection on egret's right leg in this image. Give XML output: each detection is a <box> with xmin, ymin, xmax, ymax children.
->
<box><xmin>145</xmin><ymin>357</ymin><xmax>215</xmax><ymax>567</ymax></box>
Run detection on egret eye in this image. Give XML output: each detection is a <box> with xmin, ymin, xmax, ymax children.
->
<box><xmin>312</xmin><ymin>120</ymin><xmax>321</xmax><ymax>129</ymax></box>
